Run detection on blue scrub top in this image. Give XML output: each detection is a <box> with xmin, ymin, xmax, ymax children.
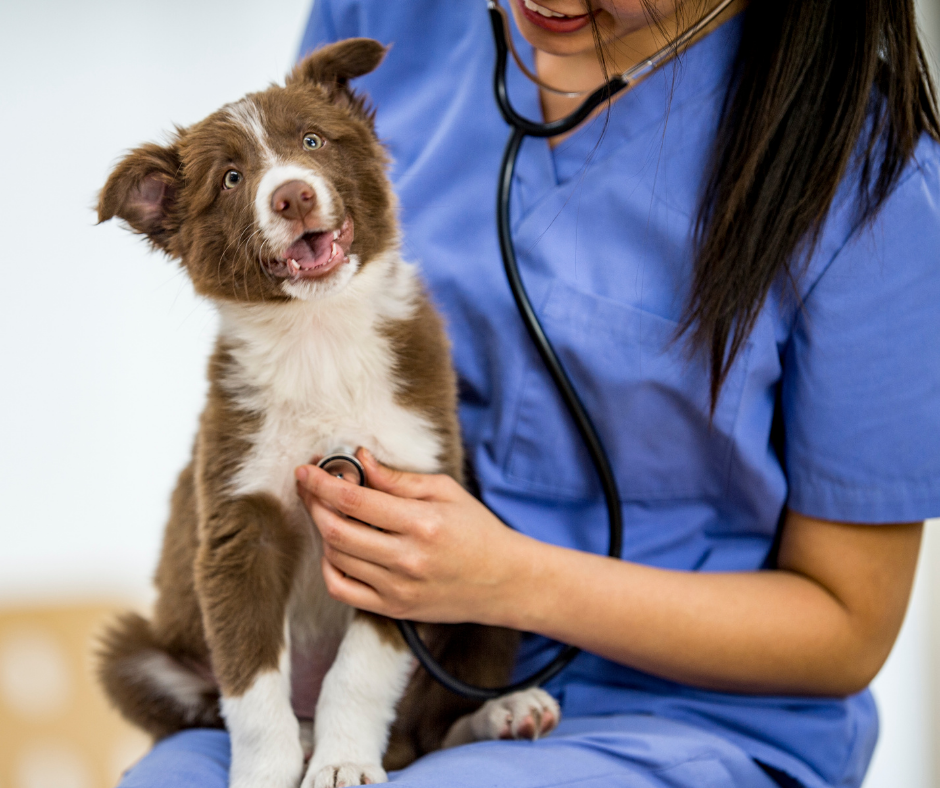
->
<box><xmin>300</xmin><ymin>4</ymin><xmax>940</xmax><ymax>788</ymax></box>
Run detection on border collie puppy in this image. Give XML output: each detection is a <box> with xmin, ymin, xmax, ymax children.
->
<box><xmin>96</xmin><ymin>39</ymin><xmax>558</xmax><ymax>788</ymax></box>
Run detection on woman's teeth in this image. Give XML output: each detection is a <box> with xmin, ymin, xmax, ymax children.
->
<box><xmin>523</xmin><ymin>0</ymin><xmax>572</xmax><ymax>18</ymax></box>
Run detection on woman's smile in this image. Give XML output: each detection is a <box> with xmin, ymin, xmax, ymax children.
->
<box><xmin>514</xmin><ymin>0</ymin><xmax>597</xmax><ymax>33</ymax></box>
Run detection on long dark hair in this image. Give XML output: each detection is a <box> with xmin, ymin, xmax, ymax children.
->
<box><xmin>595</xmin><ymin>1</ymin><xmax>940</xmax><ymax>406</ymax></box>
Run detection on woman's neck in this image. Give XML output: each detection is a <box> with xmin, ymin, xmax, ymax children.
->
<box><xmin>535</xmin><ymin>0</ymin><xmax>745</xmax><ymax>125</ymax></box>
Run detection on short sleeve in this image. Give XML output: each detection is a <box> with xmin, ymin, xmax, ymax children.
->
<box><xmin>783</xmin><ymin>142</ymin><xmax>940</xmax><ymax>523</ymax></box>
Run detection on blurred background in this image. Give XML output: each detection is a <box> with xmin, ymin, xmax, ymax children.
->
<box><xmin>0</xmin><ymin>1</ymin><xmax>937</xmax><ymax>787</ymax></box>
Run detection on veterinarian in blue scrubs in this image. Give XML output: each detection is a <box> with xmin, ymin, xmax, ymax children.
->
<box><xmin>119</xmin><ymin>2</ymin><xmax>940</xmax><ymax>787</ymax></box>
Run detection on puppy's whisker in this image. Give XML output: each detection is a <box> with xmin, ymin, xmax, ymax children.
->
<box><xmin>228</xmin><ymin>226</ymin><xmax>257</xmax><ymax>300</ymax></box>
<box><xmin>219</xmin><ymin>224</ymin><xmax>255</xmax><ymax>292</ymax></box>
<box><xmin>238</xmin><ymin>227</ymin><xmax>264</xmax><ymax>301</ymax></box>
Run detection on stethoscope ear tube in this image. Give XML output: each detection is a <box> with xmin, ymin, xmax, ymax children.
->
<box><xmin>488</xmin><ymin>4</ymin><xmax>628</xmax><ymax>137</ymax></box>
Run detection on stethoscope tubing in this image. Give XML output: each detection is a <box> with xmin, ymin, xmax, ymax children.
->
<box><xmin>396</xmin><ymin>0</ymin><xmax>736</xmax><ymax>701</ymax></box>
<box><xmin>394</xmin><ymin>6</ymin><xmax>627</xmax><ymax>702</ymax></box>
<box><xmin>494</xmin><ymin>126</ymin><xmax>625</xmax><ymax>574</ymax></box>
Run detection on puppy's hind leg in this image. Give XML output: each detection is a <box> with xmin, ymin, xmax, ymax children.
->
<box><xmin>442</xmin><ymin>688</ymin><xmax>561</xmax><ymax>747</ymax></box>
<box><xmin>303</xmin><ymin>613</ymin><xmax>414</xmax><ymax>788</ymax></box>
<box><xmin>195</xmin><ymin>493</ymin><xmax>307</xmax><ymax>788</ymax></box>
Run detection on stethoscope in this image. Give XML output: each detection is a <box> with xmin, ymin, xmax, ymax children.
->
<box><xmin>322</xmin><ymin>0</ymin><xmax>737</xmax><ymax>702</ymax></box>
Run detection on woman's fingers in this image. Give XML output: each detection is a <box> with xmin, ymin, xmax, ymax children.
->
<box><xmin>321</xmin><ymin>539</ymin><xmax>392</xmax><ymax>590</ymax></box>
<box><xmin>295</xmin><ymin>463</ymin><xmax>419</xmax><ymax>533</ymax></box>
<box><xmin>321</xmin><ymin>552</ymin><xmax>419</xmax><ymax>619</ymax></box>
<box><xmin>320</xmin><ymin>555</ymin><xmax>387</xmax><ymax>612</ymax></box>
<box><xmin>358</xmin><ymin>448</ymin><xmax>452</xmax><ymax>500</ymax></box>
<box><xmin>307</xmin><ymin>498</ymin><xmax>399</xmax><ymax>566</ymax></box>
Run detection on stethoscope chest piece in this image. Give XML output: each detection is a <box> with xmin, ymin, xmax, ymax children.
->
<box><xmin>317</xmin><ymin>452</ymin><xmax>366</xmax><ymax>487</ymax></box>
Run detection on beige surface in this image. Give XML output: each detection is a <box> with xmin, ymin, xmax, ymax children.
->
<box><xmin>0</xmin><ymin>604</ymin><xmax>151</xmax><ymax>788</ymax></box>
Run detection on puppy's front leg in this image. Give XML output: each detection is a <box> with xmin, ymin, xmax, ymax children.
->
<box><xmin>303</xmin><ymin>613</ymin><xmax>414</xmax><ymax>788</ymax></box>
<box><xmin>195</xmin><ymin>493</ymin><xmax>306</xmax><ymax>788</ymax></box>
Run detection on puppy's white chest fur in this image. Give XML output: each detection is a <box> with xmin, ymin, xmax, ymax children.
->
<box><xmin>222</xmin><ymin>251</ymin><xmax>443</xmax><ymax>508</ymax></box>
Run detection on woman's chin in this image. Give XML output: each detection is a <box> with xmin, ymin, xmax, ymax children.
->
<box><xmin>507</xmin><ymin>1</ymin><xmax>660</xmax><ymax>62</ymax></box>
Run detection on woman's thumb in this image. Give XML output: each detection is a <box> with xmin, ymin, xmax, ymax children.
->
<box><xmin>358</xmin><ymin>447</ymin><xmax>434</xmax><ymax>499</ymax></box>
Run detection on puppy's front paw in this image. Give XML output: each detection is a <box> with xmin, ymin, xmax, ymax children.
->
<box><xmin>302</xmin><ymin>762</ymin><xmax>387</xmax><ymax>788</ymax></box>
<box><xmin>472</xmin><ymin>687</ymin><xmax>561</xmax><ymax>741</ymax></box>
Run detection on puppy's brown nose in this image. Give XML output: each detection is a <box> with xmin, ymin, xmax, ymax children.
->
<box><xmin>271</xmin><ymin>180</ymin><xmax>316</xmax><ymax>221</ymax></box>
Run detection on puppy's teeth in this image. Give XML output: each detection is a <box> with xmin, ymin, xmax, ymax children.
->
<box><xmin>333</xmin><ymin>229</ymin><xmax>340</xmax><ymax>240</ymax></box>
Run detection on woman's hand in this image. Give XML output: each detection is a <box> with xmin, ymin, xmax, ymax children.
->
<box><xmin>294</xmin><ymin>449</ymin><xmax>528</xmax><ymax>624</ymax></box>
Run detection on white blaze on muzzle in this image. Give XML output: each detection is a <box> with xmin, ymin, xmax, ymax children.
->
<box><xmin>254</xmin><ymin>163</ymin><xmax>340</xmax><ymax>255</ymax></box>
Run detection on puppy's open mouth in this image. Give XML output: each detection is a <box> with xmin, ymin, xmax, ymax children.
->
<box><xmin>265</xmin><ymin>215</ymin><xmax>354</xmax><ymax>281</ymax></box>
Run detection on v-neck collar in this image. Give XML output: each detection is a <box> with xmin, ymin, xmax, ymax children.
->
<box><xmin>504</xmin><ymin>12</ymin><xmax>743</xmax><ymax>210</ymax></box>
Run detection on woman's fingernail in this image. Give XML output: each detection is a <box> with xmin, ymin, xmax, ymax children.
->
<box><xmin>360</xmin><ymin>447</ymin><xmax>374</xmax><ymax>463</ymax></box>
<box><xmin>295</xmin><ymin>466</ymin><xmax>309</xmax><ymax>483</ymax></box>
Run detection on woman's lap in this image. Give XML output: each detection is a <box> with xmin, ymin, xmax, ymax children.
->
<box><xmin>118</xmin><ymin>715</ymin><xmax>781</xmax><ymax>788</ymax></box>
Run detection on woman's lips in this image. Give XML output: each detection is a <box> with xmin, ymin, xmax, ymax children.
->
<box><xmin>515</xmin><ymin>0</ymin><xmax>596</xmax><ymax>33</ymax></box>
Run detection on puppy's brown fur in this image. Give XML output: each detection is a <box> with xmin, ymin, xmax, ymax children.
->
<box><xmin>96</xmin><ymin>39</ymin><xmax>517</xmax><ymax>773</ymax></box>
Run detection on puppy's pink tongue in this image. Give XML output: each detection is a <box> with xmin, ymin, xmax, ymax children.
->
<box><xmin>285</xmin><ymin>231</ymin><xmax>332</xmax><ymax>268</ymax></box>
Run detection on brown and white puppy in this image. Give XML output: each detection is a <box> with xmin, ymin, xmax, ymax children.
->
<box><xmin>96</xmin><ymin>38</ymin><xmax>559</xmax><ymax>788</ymax></box>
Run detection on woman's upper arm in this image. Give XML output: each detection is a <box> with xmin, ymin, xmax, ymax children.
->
<box><xmin>775</xmin><ymin>148</ymin><xmax>939</xmax><ymax>690</ymax></box>
<box><xmin>776</xmin><ymin>507</ymin><xmax>923</xmax><ymax>689</ymax></box>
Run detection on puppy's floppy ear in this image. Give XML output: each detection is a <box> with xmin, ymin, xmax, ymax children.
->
<box><xmin>97</xmin><ymin>141</ymin><xmax>181</xmax><ymax>252</ymax></box>
<box><xmin>288</xmin><ymin>38</ymin><xmax>388</xmax><ymax>104</ymax></box>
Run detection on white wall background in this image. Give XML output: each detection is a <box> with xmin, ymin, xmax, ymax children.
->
<box><xmin>864</xmin><ymin>5</ymin><xmax>940</xmax><ymax>787</ymax></box>
<box><xmin>0</xmin><ymin>0</ymin><xmax>311</xmax><ymax>600</ymax></box>
<box><xmin>0</xmin><ymin>1</ymin><xmax>936</xmax><ymax>786</ymax></box>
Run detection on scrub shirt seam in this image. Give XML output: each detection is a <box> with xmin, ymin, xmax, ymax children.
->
<box><xmin>787</xmin><ymin>469</ymin><xmax>940</xmax><ymax>519</ymax></box>
<box><xmin>790</xmin><ymin>467</ymin><xmax>940</xmax><ymax>490</ymax></box>
<box><xmin>796</xmin><ymin>161</ymin><xmax>929</xmax><ymax>307</ymax></box>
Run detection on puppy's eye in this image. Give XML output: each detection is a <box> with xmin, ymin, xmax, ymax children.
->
<box><xmin>302</xmin><ymin>133</ymin><xmax>324</xmax><ymax>151</ymax></box>
<box><xmin>222</xmin><ymin>170</ymin><xmax>242</xmax><ymax>190</ymax></box>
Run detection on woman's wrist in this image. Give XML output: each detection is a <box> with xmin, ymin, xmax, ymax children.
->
<box><xmin>482</xmin><ymin>528</ymin><xmax>558</xmax><ymax>632</ymax></box>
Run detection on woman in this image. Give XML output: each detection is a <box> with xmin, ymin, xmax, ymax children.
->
<box><xmin>121</xmin><ymin>1</ymin><xmax>940</xmax><ymax>787</ymax></box>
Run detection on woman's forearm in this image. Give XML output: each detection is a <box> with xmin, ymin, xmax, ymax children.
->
<box><xmin>496</xmin><ymin>512</ymin><xmax>922</xmax><ymax>697</ymax></box>
<box><xmin>498</xmin><ymin>536</ymin><xmax>859</xmax><ymax>694</ymax></box>
<box><xmin>296</xmin><ymin>456</ymin><xmax>922</xmax><ymax>699</ymax></box>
